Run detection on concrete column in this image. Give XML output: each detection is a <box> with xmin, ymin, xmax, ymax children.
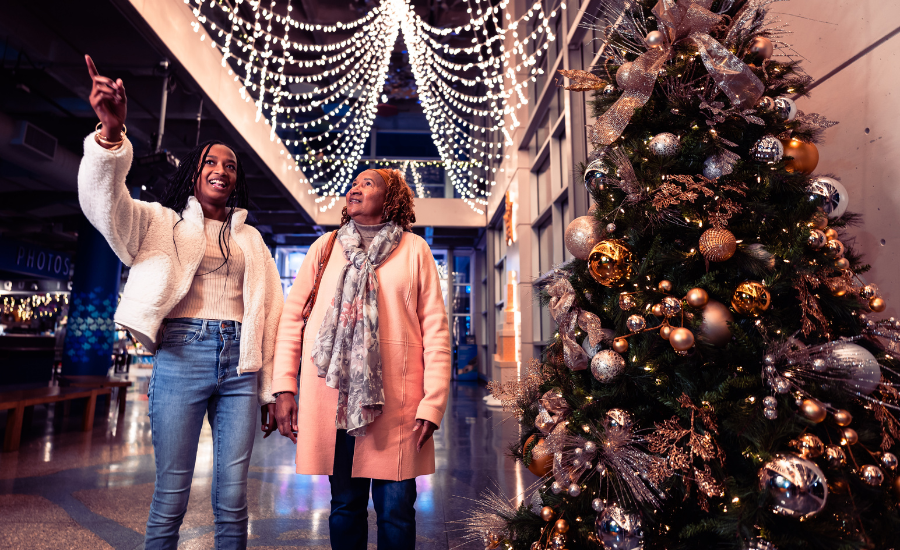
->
<box><xmin>62</xmin><ymin>217</ymin><xmax>122</xmax><ymax>376</ymax></box>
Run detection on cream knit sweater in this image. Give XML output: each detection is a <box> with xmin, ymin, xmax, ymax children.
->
<box><xmin>77</xmin><ymin>134</ymin><xmax>284</xmax><ymax>404</ymax></box>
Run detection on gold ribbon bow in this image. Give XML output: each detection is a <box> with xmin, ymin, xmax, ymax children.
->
<box><xmin>547</xmin><ymin>275</ymin><xmax>604</xmax><ymax>371</ymax></box>
<box><xmin>589</xmin><ymin>0</ymin><xmax>764</xmax><ymax>146</ymax></box>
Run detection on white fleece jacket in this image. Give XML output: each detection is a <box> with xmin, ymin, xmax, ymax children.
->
<box><xmin>77</xmin><ymin>134</ymin><xmax>284</xmax><ymax>404</ymax></box>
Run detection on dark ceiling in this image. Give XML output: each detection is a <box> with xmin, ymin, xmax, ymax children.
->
<box><xmin>0</xmin><ymin>0</ymin><xmax>484</xmax><ymax>266</ymax></box>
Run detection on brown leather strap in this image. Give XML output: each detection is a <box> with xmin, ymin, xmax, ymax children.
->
<box><xmin>299</xmin><ymin>230</ymin><xmax>338</xmax><ymax>359</ymax></box>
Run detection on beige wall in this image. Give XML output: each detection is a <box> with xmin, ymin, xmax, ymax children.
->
<box><xmin>785</xmin><ymin>0</ymin><xmax>900</xmax><ymax>317</ymax></box>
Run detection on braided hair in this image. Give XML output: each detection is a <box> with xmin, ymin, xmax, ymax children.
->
<box><xmin>340</xmin><ymin>168</ymin><xmax>416</xmax><ymax>231</ymax></box>
<box><xmin>159</xmin><ymin>141</ymin><xmax>249</xmax><ymax>272</ymax></box>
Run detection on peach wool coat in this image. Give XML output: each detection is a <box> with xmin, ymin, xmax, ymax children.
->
<box><xmin>271</xmin><ymin>230</ymin><xmax>452</xmax><ymax>481</ymax></box>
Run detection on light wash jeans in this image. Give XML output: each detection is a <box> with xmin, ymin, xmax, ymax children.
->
<box><xmin>145</xmin><ymin>318</ymin><xmax>257</xmax><ymax>550</ymax></box>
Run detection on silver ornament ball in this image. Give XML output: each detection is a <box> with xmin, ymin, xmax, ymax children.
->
<box><xmin>751</xmin><ymin>135</ymin><xmax>785</xmax><ymax>163</ymax></box>
<box><xmin>763</xmin><ymin>396</ymin><xmax>777</xmax><ymax>408</ymax></box>
<box><xmin>881</xmin><ymin>452</ymin><xmax>898</xmax><ymax>471</ymax></box>
<box><xmin>565</xmin><ymin>216</ymin><xmax>600</xmax><ymax>260</ymax></box>
<box><xmin>812</xmin><ymin>358</ymin><xmax>827</xmax><ymax>372</ymax></box>
<box><xmin>626</xmin><ymin>315</ymin><xmax>646</xmax><ymax>332</ymax></box>
<box><xmin>584</xmin><ymin>441</ymin><xmax>597</xmax><ymax>455</ymax></box>
<box><xmin>763</xmin><ymin>408</ymin><xmax>778</xmax><ymax>420</ymax></box>
<box><xmin>591</xmin><ymin>350</ymin><xmax>626</xmax><ymax>383</ymax></box>
<box><xmin>759</xmin><ymin>453</ymin><xmax>828</xmax><ymax>518</ymax></box>
<box><xmin>773</xmin><ymin>97</ymin><xmax>798</xmax><ymax>121</ymax></box>
<box><xmin>616</xmin><ymin>62</ymin><xmax>634</xmax><ymax>88</ymax></box>
<box><xmin>606</xmin><ymin>223</ymin><xmax>617</xmax><ymax>233</ymax></box>
<box><xmin>807</xmin><ymin>176</ymin><xmax>850</xmax><ymax>219</ymax></box>
<box><xmin>702</xmin><ymin>154</ymin><xmax>736</xmax><ymax>180</ymax></box>
<box><xmin>757</xmin><ymin>96</ymin><xmax>775</xmax><ymax>110</ymax></box>
<box><xmin>595</xmin><ymin>503</ymin><xmax>644</xmax><ymax>550</ymax></box>
<box><xmin>551</xmin><ymin>481</ymin><xmax>563</xmax><ymax>494</ymax></box>
<box><xmin>645</xmin><ymin>30</ymin><xmax>665</xmax><ymax>48</ymax></box>
<box><xmin>568</xmin><ymin>483</ymin><xmax>582</xmax><ymax>497</ymax></box>
<box><xmin>860</xmin><ymin>464</ymin><xmax>884</xmax><ymax>486</ymax></box>
<box><xmin>605</xmin><ymin>408</ymin><xmax>634</xmax><ymax>432</ymax></box>
<box><xmin>661</xmin><ymin>295</ymin><xmax>682</xmax><ymax>317</ymax></box>
<box><xmin>773</xmin><ymin>377</ymin><xmax>791</xmax><ymax>394</ymax></box>
<box><xmin>829</xmin><ymin>341</ymin><xmax>881</xmax><ymax>395</ymax></box>
<box><xmin>584</xmin><ymin>158</ymin><xmax>612</xmax><ymax>193</ymax></box>
<box><xmin>648</xmin><ymin>132</ymin><xmax>681</xmax><ymax>157</ymax></box>
<box><xmin>592</xmin><ymin>498</ymin><xmax>606</xmax><ymax>512</ymax></box>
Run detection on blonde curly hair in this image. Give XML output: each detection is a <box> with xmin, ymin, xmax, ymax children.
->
<box><xmin>340</xmin><ymin>168</ymin><xmax>416</xmax><ymax>231</ymax></box>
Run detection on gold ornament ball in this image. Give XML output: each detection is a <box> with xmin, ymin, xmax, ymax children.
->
<box><xmin>824</xmin><ymin>227</ymin><xmax>838</xmax><ymax>241</ymax></box>
<box><xmin>834</xmin><ymin>258</ymin><xmax>850</xmax><ymax>270</ymax></box>
<box><xmin>800</xmin><ymin>399</ymin><xmax>827</xmax><ymax>423</ymax></box>
<box><xmin>833</xmin><ymin>409</ymin><xmax>853</xmax><ymax>426</ymax></box>
<box><xmin>870</xmin><ymin>297</ymin><xmax>887</xmax><ymax>312</ymax></box>
<box><xmin>781</xmin><ymin>139</ymin><xmax>819</xmax><ymax>174</ymax></box>
<box><xmin>540</xmin><ymin>506</ymin><xmax>555</xmax><ymax>522</ymax></box>
<box><xmin>555</xmin><ymin>519</ymin><xmax>570</xmax><ymax>534</ymax></box>
<box><xmin>612</xmin><ymin>338</ymin><xmax>629</xmax><ymax>353</ymax></box>
<box><xmin>669</xmin><ymin>327</ymin><xmax>695</xmax><ymax>351</ymax></box>
<box><xmin>588</xmin><ymin>240</ymin><xmax>635</xmax><ymax>287</ymax></box>
<box><xmin>658</xmin><ymin>280</ymin><xmax>674</xmax><ymax>293</ymax></box>
<box><xmin>807</xmin><ymin>229</ymin><xmax>827</xmax><ymax>250</ymax></box>
<box><xmin>810</xmin><ymin>212</ymin><xmax>828</xmax><ymax>230</ymax></box>
<box><xmin>526</xmin><ymin>435</ymin><xmax>554</xmax><ymax>477</ymax></box>
<box><xmin>731</xmin><ymin>281</ymin><xmax>771</xmax><ymax>317</ymax></box>
<box><xmin>698</xmin><ymin>228</ymin><xmax>737</xmax><ymax>262</ymax></box>
<box><xmin>686</xmin><ymin>288</ymin><xmax>709</xmax><ymax>308</ymax></box>
<box><xmin>748</xmin><ymin>36</ymin><xmax>774</xmax><ymax>60</ymax></box>
<box><xmin>660</xmin><ymin>325</ymin><xmax>673</xmax><ymax>339</ymax></box>
<box><xmin>824</xmin><ymin>239</ymin><xmax>845</xmax><ymax>259</ymax></box>
<box><xmin>842</xmin><ymin>427</ymin><xmax>859</xmax><ymax>445</ymax></box>
<box><xmin>651</xmin><ymin>303</ymin><xmax>663</xmax><ymax>317</ymax></box>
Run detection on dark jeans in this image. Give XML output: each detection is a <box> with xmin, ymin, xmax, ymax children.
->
<box><xmin>329</xmin><ymin>429</ymin><xmax>417</xmax><ymax>550</ymax></box>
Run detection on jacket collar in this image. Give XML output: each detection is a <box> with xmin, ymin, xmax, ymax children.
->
<box><xmin>183</xmin><ymin>196</ymin><xmax>248</xmax><ymax>232</ymax></box>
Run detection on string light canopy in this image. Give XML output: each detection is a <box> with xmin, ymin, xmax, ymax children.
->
<box><xmin>187</xmin><ymin>0</ymin><xmax>564</xmax><ymax>213</ymax></box>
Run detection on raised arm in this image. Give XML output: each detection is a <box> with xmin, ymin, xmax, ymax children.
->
<box><xmin>77</xmin><ymin>55</ymin><xmax>155</xmax><ymax>266</ymax></box>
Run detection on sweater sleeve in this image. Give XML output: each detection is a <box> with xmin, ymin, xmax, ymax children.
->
<box><xmin>257</xmin><ymin>241</ymin><xmax>286</xmax><ymax>405</ymax></box>
<box><xmin>271</xmin><ymin>233</ymin><xmax>330</xmax><ymax>395</ymax></box>
<box><xmin>414</xmin><ymin>238</ymin><xmax>452</xmax><ymax>428</ymax></box>
<box><xmin>77</xmin><ymin>133</ymin><xmax>155</xmax><ymax>266</ymax></box>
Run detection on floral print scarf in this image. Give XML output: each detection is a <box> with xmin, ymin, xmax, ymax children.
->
<box><xmin>311</xmin><ymin>220</ymin><xmax>404</xmax><ymax>436</ymax></box>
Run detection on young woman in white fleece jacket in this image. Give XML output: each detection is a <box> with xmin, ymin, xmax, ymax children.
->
<box><xmin>78</xmin><ymin>55</ymin><xmax>284</xmax><ymax>550</ymax></box>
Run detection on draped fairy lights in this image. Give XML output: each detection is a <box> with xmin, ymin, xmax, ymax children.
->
<box><xmin>188</xmin><ymin>0</ymin><xmax>565</xmax><ymax>213</ymax></box>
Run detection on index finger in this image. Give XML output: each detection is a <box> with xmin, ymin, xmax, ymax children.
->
<box><xmin>85</xmin><ymin>55</ymin><xmax>99</xmax><ymax>78</ymax></box>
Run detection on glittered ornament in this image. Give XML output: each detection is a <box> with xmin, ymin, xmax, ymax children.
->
<box><xmin>807</xmin><ymin>177</ymin><xmax>849</xmax><ymax>218</ymax></box>
<box><xmin>764</xmin><ymin>408</ymin><xmax>778</xmax><ymax>420</ymax></box>
<box><xmin>747</xmin><ymin>537</ymin><xmax>777</xmax><ymax>550</ymax></box>
<box><xmin>606</xmin><ymin>223</ymin><xmax>617</xmax><ymax>234</ymax></box>
<box><xmin>588</xmin><ymin>240</ymin><xmax>635</xmax><ymax>287</ymax></box>
<box><xmin>757</xmin><ymin>96</ymin><xmax>775</xmax><ymax>110</ymax></box>
<box><xmin>790</xmin><ymin>434</ymin><xmax>824</xmax><ymax>458</ymax></box>
<box><xmin>619</xmin><ymin>293</ymin><xmax>636</xmax><ymax>311</ymax></box>
<box><xmin>699</xmin><ymin>300</ymin><xmax>733</xmax><ymax>345</ymax></box>
<box><xmin>859</xmin><ymin>285</ymin><xmax>877</xmax><ymax>300</ymax></box>
<box><xmin>860</xmin><ymin>464</ymin><xmax>884</xmax><ymax>486</ymax></box>
<box><xmin>605</xmin><ymin>408</ymin><xmax>633</xmax><ymax>432</ymax></box>
<box><xmin>549</xmin><ymin>534</ymin><xmax>566</xmax><ymax>550</ymax></box>
<box><xmin>626</xmin><ymin>315</ymin><xmax>646</xmax><ymax>332</ymax></box>
<box><xmin>731</xmin><ymin>281</ymin><xmax>771</xmax><ymax>316</ymax></box>
<box><xmin>699</xmin><ymin>228</ymin><xmax>737</xmax><ymax>262</ymax></box>
<box><xmin>759</xmin><ymin>454</ymin><xmax>828</xmax><ymax>518</ymax></box>
<box><xmin>751</xmin><ymin>135</ymin><xmax>784</xmax><ymax>163</ymax></box>
<box><xmin>669</xmin><ymin>327</ymin><xmax>694</xmax><ymax>351</ymax></box>
<box><xmin>748</xmin><ymin>36</ymin><xmax>774</xmax><ymax>60</ymax></box>
<box><xmin>584</xmin><ymin>159</ymin><xmax>612</xmax><ymax>192</ymax></box>
<box><xmin>612</xmin><ymin>338</ymin><xmax>629</xmax><ymax>353</ymax></box>
<box><xmin>591</xmin><ymin>350</ymin><xmax>626</xmax><ymax>383</ymax></box>
<box><xmin>782</xmin><ymin>139</ymin><xmax>819</xmax><ymax>174</ymax></box>
<box><xmin>773</xmin><ymin>97</ymin><xmax>798</xmax><ymax>121</ymax></box>
<box><xmin>592</xmin><ymin>498</ymin><xmax>605</xmax><ymax>512</ymax></box>
<box><xmin>881</xmin><ymin>452</ymin><xmax>898</xmax><ymax>471</ymax></box>
<box><xmin>615</xmin><ymin>62</ymin><xmax>634</xmax><ymax>88</ymax></box>
<box><xmin>823</xmin><ymin>239</ymin><xmax>845</xmax><ymax>259</ymax></box>
<box><xmin>648</xmin><ymin>132</ymin><xmax>680</xmax><ymax>156</ymax></box>
<box><xmin>565</xmin><ymin>216</ymin><xmax>599</xmax><ymax>260</ymax></box>
<box><xmin>595</xmin><ymin>504</ymin><xmax>644</xmax><ymax>550</ymax></box>
<box><xmin>702</xmin><ymin>153</ymin><xmax>736</xmax><ymax>180</ymax></box>
<box><xmin>763</xmin><ymin>396</ymin><xmax>777</xmax><ymax>408</ymax></box>
<box><xmin>824</xmin><ymin>445</ymin><xmax>847</xmax><ymax>468</ymax></box>
<box><xmin>551</xmin><ymin>481</ymin><xmax>563</xmax><ymax>494</ymax></box>
<box><xmin>830</xmin><ymin>341</ymin><xmax>882</xmax><ymax>395</ymax></box>
<box><xmin>807</xmin><ymin>229</ymin><xmax>827</xmax><ymax>249</ymax></box>
<box><xmin>686</xmin><ymin>288</ymin><xmax>709</xmax><ymax>308</ymax></box>
<box><xmin>661</xmin><ymin>296</ymin><xmax>682</xmax><ymax>317</ymax></box>
<box><xmin>800</xmin><ymin>399</ymin><xmax>827</xmax><ymax>423</ymax></box>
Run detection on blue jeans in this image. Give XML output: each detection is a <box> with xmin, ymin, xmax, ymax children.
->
<box><xmin>145</xmin><ymin>319</ymin><xmax>257</xmax><ymax>550</ymax></box>
<box><xmin>329</xmin><ymin>429</ymin><xmax>417</xmax><ymax>550</ymax></box>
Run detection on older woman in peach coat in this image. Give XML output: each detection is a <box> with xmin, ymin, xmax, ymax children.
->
<box><xmin>270</xmin><ymin>168</ymin><xmax>451</xmax><ymax>550</ymax></box>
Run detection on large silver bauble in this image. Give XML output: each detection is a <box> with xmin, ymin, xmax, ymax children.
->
<box><xmin>591</xmin><ymin>350</ymin><xmax>626</xmax><ymax>383</ymax></box>
<box><xmin>773</xmin><ymin>96</ymin><xmax>798</xmax><ymax>121</ymax></box>
<box><xmin>702</xmin><ymin>153</ymin><xmax>736</xmax><ymax>180</ymax></box>
<box><xmin>830</xmin><ymin>341</ymin><xmax>881</xmax><ymax>396</ymax></box>
<box><xmin>751</xmin><ymin>135</ymin><xmax>784</xmax><ymax>163</ymax></box>
<box><xmin>595</xmin><ymin>503</ymin><xmax>644</xmax><ymax>550</ymax></box>
<box><xmin>648</xmin><ymin>132</ymin><xmax>680</xmax><ymax>156</ymax></box>
<box><xmin>698</xmin><ymin>299</ymin><xmax>734</xmax><ymax>346</ymax></box>
<box><xmin>584</xmin><ymin>158</ymin><xmax>612</xmax><ymax>193</ymax></box>
<box><xmin>759</xmin><ymin>454</ymin><xmax>828</xmax><ymax>518</ymax></box>
<box><xmin>807</xmin><ymin>176</ymin><xmax>849</xmax><ymax>219</ymax></box>
<box><xmin>616</xmin><ymin>62</ymin><xmax>634</xmax><ymax>88</ymax></box>
<box><xmin>565</xmin><ymin>216</ymin><xmax>599</xmax><ymax>260</ymax></box>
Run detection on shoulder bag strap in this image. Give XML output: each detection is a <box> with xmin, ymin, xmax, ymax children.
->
<box><xmin>298</xmin><ymin>230</ymin><xmax>338</xmax><ymax>361</ymax></box>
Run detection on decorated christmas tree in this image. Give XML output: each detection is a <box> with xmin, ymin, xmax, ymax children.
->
<box><xmin>466</xmin><ymin>1</ymin><xmax>900</xmax><ymax>549</ymax></box>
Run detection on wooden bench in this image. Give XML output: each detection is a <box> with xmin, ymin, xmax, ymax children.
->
<box><xmin>0</xmin><ymin>386</ymin><xmax>112</xmax><ymax>452</ymax></box>
<box><xmin>58</xmin><ymin>375</ymin><xmax>133</xmax><ymax>416</ymax></box>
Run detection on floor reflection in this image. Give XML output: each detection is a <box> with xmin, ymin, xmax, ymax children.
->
<box><xmin>0</xmin><ymin>378</ymin><xmax>529</xmax><ymax>549</ymax></box>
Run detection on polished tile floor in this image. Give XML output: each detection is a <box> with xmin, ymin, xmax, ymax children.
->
<box><xmin>0</xmin><ymin>376</ymin><xmax>531</xmax><ymax>549</ymax></box>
